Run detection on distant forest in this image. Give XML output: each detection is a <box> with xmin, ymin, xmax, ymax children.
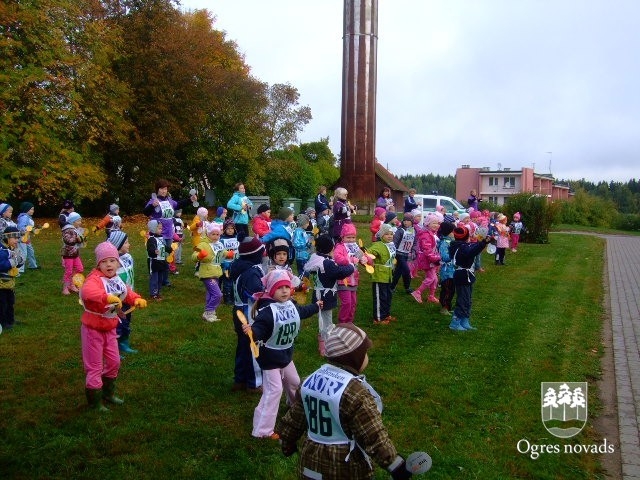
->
<box><xmin>399</xmin><ymin>174</ymin><xmax>640</xmax><ymax>214</ymax></box>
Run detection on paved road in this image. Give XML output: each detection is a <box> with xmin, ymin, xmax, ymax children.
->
<box><xmin>605</xmin><ymin>235</ymin><xmax>640</xmax><ymax>479</ymax></box>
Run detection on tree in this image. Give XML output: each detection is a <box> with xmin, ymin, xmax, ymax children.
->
<box><xmin>260</xmin><ymin>83</ymin><xmax>312</xmax><ymax>154</ymax></box>
<box><xmin>0</xmin><ymin>0</ymin><xmax>131</xmax><ymax>205</ymax></box>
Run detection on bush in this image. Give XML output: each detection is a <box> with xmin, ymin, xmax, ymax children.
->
<box><xmin>612</xmin><ymin>212</ymin><xmax>640</xmax><ymax>231</ymax></box>
<box><xmin>503</xmin><ymin>193</ymin><xmax>559</xmax><ymax>244</ymax></box>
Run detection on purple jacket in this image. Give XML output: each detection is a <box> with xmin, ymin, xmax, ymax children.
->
<box><xmin>143</xmin><ymin>195</ymin><xmax>191</xmax><ymax>240</ymax></box>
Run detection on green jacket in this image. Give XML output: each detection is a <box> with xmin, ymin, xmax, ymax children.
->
<box><xmin>367</xmin><ymin>241</ymin><xmax>396</xmax><ymax>283</ymax></box>
<box><xmin>192</xmin><ymin>239</ymin><xmax>226</xmax><ymax>279</ymax></box>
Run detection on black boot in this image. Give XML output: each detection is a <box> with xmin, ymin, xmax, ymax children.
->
<box><xmin>101</xmin><ymin>376</ymin><xmax>124</xmax><ymax>405</ymax></box>
<box><xmin>85</xmin><ymin>388</ymin><xmax>109</xmax><ymax>412</ymax></box>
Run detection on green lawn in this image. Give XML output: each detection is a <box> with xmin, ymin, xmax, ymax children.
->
<box><xmin>0</xmin><ymin>218</ymin><xmax>610</xmax><ymax>479</ymax></box>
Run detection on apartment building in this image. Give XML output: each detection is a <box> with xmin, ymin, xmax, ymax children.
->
<box><xmin>455</xmin><ymin>165</ymin><xmax>571</xmax><ymax>206</ymax></box>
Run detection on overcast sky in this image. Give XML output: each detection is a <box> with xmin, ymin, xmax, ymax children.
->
<box><xmin>179</xmin><ymin>0</ymin><xmax>639</xmax><ymax>183</ymax></box>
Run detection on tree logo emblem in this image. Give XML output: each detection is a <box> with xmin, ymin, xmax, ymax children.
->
<box><xmin>541</xmin><ymin>382</ymin><xmax>588</xmax><ymax>438</ymax></box>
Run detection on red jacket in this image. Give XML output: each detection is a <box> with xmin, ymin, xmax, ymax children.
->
<box><xmin>251</xmin><ymin>213</ymin><xmax>271</xmax><ymax>240</ymax></box>
<box><xmin>80</xmin><ymin>269</ymin><xmax>141</xmax><ymax>331</ymax></box>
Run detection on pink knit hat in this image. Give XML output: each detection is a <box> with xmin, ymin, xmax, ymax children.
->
<box><xmin>95</xmin><ymin>241</ymin><xmax>119</xmax><ymax>264</ymax></box>
<box><xmin>425</xmin><ymin>213</ymin><xmax>441</xmax><ymax>225</ymax></box>
<box><xmin>374</xmin><ymin>207</ymin><xmax>386</xmax><ymax>217</ymax></box>
<box><xmin>260</xmin><ymin>269</ymin><xmax>294</xmax><ymax>298</ymax></box>
<box><xmin>341</xmin><ymin>222</ymin><xmax>357</xmax><ymax>237</ymax></box>
<box><xmin>206</xmin><ymin>222</ymin><xmax>222</xmax><ymax>234</ymax></box>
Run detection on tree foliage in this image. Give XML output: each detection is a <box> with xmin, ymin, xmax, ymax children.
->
<box><xmin>398</xmin><ymin>173</ymin><xmax>456</xmax><ymax>197</ymax></box>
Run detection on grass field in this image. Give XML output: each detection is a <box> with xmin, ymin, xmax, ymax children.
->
<box><xmin>0</xmin><ymin>217</ymin><xmax>610</xmax><ymax>479</ymax></box>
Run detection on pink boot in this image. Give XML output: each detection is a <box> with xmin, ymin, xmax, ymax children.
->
<box><xmin>411</xmin><ymin>290</ymin><xmax>423</xmax><ymax>304</ymax></box>
<box><xmin>62</xmin><ymin>285</ymin><xmax>71</xmax><ymax>295</ymax></box>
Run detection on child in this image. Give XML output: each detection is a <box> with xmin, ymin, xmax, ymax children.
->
<box><xmin>79</xmin><ymin>242</ymin><xmax>147</xmax><ymax>411</ymax></box>
<box><xmin>213</xmin><ymin>206</ymin><xmax>227</xmax><ymax>224</ymax></box>
<box><xmin>303</xmin><ymin>234</ymin><xmax>355</xmax><ymax>355</ymax></box>
<box><xmin>494</xmin><ymin>214</ymin><xmax>510</xmax><ymax>265</ymax></box>
<box><xmin>173</xmin><ymin>209</ymin><xmax>185</xmax><ymax>265</ymax></box>
<box><xmin>470</xmin><ymin>210</ymin><xmax>485</xmax><ymax>273</ymax></box>
<box><xmin>292</xmin><ymin>214</ymin><xmax>312</xmax><ymax>274</ymax></box>
<box><xmin>107</xmin><ymin>231</ymin><xmax>139</xmax><ymax>355</ymax></box>
<box><xmin>391</xmin><ymin>212</ymin><xmax>416</xmax><ymax>294</ymax></box>
<box><xmin>241</xmin><ymin>269</ymin><xmax>322</xmax><ymax>439</ymax></box>
<box><xmin>16</xmin><ymin>202</ymin><xmax>39</xmax><ymax>272</ymax></box>
<box><xmin>188</xmin><ymin>207</ymin><xmax>210</xmax><ymax>253</ymax></box>
<box><xmin>230</xmin><ymin>236</ymin><xmax>267</xmax><ymax>393</ymax></box>
<box><xmin>314</xmin><ymin>185</ymin><xmax>331</xmax><ymax>216</ymax></box>
<box><xmin>449</xmin><ymin>226</ymin><xmax>493</xmax><ymax>331</ymax></box>
<box><xmin>0</xmin><ymin>203</ymin><xmax>16</xmax><ymax>235</ymax></box>
<box><xmin>93</xmin><ymin>203</ymin><xmax>122</xmax><ymax>239</ymax></box>
<box><xmin>277</xmin><ymin>323</ymin><xmax>415</xmax><ymax>480</ymax></box>
<box><xmin>251</xmin><ymin>204</ymin><xmax>272</xmax><ymax>240</ymax></box>
<box><xmin>0</xmin><ymin>227</ymin><xmax>24</xmax><ymax>331</ymax></box>
<box><xmin>316</xmin><ymin>207</ymin><xmax>332</xmax><ymax>237</ymax></box>
<box><xmin>61</xmin><ymin>212</ymin><xmax>85</xmax><ymax>295</ymax></box>
<box><xmin>261</xmin><ymin>207</ymin><xmax>294</xmax><ymax>245</ymax></box>
<box><xmin>304</xmin><ymin>207</ymin><xmax>317</xmax><ymax>232</ymax></box>
<box><xmin>57</xmin><ymin>199</ymin><xmax>74</xmax><ymax>229</ymax></box>
<box><xmin>333</xmin><ymin>223</ymin><xmax>368</xmax><ymax>324</ymax></box>
<box><xmin>410</xmin><ymin>213</ymin><xmax>441</xmax><ymax>304</ymax></box>
<box><xmin>193</xmin><ymin>222</ymin><xmax>226</xmax><ymax>322</ymax></box>
<box><xmin>220</xmin><ymin>219</ymin><xmax>239</xmax><ymax>305</ymax></box>
<box><xmin>509</xmin><ymin>212</ymin><xmax>524</xmax><ymax>252</ymax></box>
<box><xmin>366</xmin><ymin>224</ymin><xmax>397</xmax><ymax>324</ymax></box>
<box><xmin>437</xmin><ymin>222</ymin><xmax>456</xmax><ymax>315</ymax></box>
<box><xmin>146</xmin><ymin>219</ymin><xmax>169</xmax><ymax>300</ymax></box>
<box><xmin>369</xmin><ymin>207</ymin><xmax>386</xmax><ymax>242</ymax></box>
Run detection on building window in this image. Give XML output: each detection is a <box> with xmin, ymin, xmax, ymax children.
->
<box><xmin>488</xmin><ymin>196</ymin><xmax>498</xmax><ymax>204</ymax></box>
<box><xmin>489</xmin><ymin>177</ymin><xmax>499</xmax><ymax>186</ymax></box>
<box><xmin>503</xmin><ymin>177</ymin><xmax>515</xmax><ymax>189</ymax></box>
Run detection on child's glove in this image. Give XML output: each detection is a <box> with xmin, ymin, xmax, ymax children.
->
<box><xmin>92</xmin><ymin>226</ymin><xmax>98</xmax><ymax>233</ymax></box>
<box><xmin>134</xmin><ymin>298</ymin><xmax>148</xmax><ymax>309</ymax></box>
<box><xmin>226</xmin><ymin>250</ymin><xmax>234</xmax><ymax>259</ymax></box>
<box><xmin>388</xmin><ymin>456</ymin><xmax>413</xmax><ymax>479</ymax></box>
<box><xmin>106</xmin><ymin>294</ymin><xmax>122</xmax><ymax>309</ymax></box>
<box><xmin>197</xmin><ymin>249</ymin><xmax>208</xmax><ymax>260</ymax></box>
<box><xmin>8</xmin><ymin>267</ymin><xmax>19</xmax><ymax>277</ymax></box>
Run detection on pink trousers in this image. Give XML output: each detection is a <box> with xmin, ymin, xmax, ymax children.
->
<box><xmin>81</xmin><ymin>324</ymin><xmax>120</xmax><ymax>389</ymax></box>
<box><xmin>416</xmin><ymin>267</ymin><xmax>438</xmax><ymax>296</ymax></box>
<box><xmin>62</xmin><ymin>257</ymin><xmax>84</xmax><ymax>286</ymax></box>
<box><xmin>252</xmin><ymin>362</ymin><xmax>299</xmax><ymax>438</ymax></box>
<box><xmin>337</xmin><ymin>290</ymin><xmax>357</xmax><ymax>323</ymax></box>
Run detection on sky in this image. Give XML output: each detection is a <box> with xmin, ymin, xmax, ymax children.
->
<box><xmin>179</xmin><ymin>0</ymin><xmax>640</xmax><ymax>183</ymax></box>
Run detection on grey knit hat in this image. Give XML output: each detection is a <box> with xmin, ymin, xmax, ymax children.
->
<box><xmin>107</xmin><ymin>230</ymin><xmax>128</xmax><ymax>251</ymax></box>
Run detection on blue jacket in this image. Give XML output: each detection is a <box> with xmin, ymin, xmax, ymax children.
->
<box><xmin>261</xmin><ymin>219</ymin><xmax>292</xmax><ymax>244</ymax></box>
<box><xmin>227</xmin><ymin>192</ymin><xmax>253</xmax><ymax>226</ymax></box>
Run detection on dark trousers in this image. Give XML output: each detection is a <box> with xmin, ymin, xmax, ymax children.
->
<box><xmin>372</xmin><ymin>282</ymin><xmax>392</xmax><ymax>320</ymax></box>
<box><xmin>391</xmin><ymin>253</ymin><xmax>412</xmax><ymax>291</ymax></box>
<box><xmin>232</xmin><ymin>307</ymin><xmax>262</xmax><ymax>389</ymax></box>
<box><xmin>495</xmin><ymin>248</ymin><xmax>506</xmax><ymax>264</ymax></box>
<box><xmin>439</xmin><ymin>278</ymin><xmax>455</xmax><ymax>311</ymax></box>
<box><xmin>116</xmin><ymin>308</ymin><xmax>132</xmax><ymax>338</ymax></box>
<box><xmin>0</xmin><ymin>289</ymin><xmax>15</xmax><ymax>328</ymax></box>
<box><xmin>453</xmin><ymin>283</ymin><xmax>473</xmax><ymax>319</ymax></box>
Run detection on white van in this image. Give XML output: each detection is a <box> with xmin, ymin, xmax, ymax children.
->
<box><xmin>410</xmin><ymin>194</ymin><xmax>467</xmax><ymax>216</ymax></box>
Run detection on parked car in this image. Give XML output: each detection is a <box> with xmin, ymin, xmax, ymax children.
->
<box><xmin>409</xmin><ymin>194</ymin><xmax>468</xmax><ymax>216</ymax></box>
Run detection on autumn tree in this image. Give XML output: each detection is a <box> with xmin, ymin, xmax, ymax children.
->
<box><xmin>0</xmin><ymin>0</ymin><xmax>132</xmax><ymax>205</ymax></box>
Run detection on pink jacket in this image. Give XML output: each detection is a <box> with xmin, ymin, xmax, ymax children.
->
<box><xmin>333</xmin><ymin>242</ymin><xmax>361</xmax><ymax>287</ymax></box>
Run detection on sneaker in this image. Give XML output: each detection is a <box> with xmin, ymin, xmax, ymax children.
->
<box><xmin>383</xmin><ymin>315</ymin><xmax>397</xmax><ymax>322</ymax></box>
<box><xmin>440</xmin><ymin>308</ymin><xmax>452</xmax><ymax>315</ymax></box>
<box><xmin>411</xmin><ymin>290</ymin><xmax>423</xmax><ymax>304</ymax></box>
<box><xmin>263</xmin><ymin>433</ymin><xmax>280</xmax><ymax>440</ymax></box>
<box><xmin>69</xmin><ymin>284</ymin><xmax>79</xmax><ymax>293</ymax></box>
<box><xmin>427</xmin><ymin>295</ymin><xmax>439</xmax><ymax>304</ymax></box>
<box><xmin>172</xmin><ymin>271</ymin><xmax>180</xmax><ymax>275</ymax></box>
<box><xmin>202</xmin><ymin>311</ymin><xmax>219</xmax><ymax>322</ymax></box>
<box><xmin>151</xmin><ymin>295</ymin><xmax>162</xmax><ymax>301</ymax></box>
<box><xmin>406</xmin><ymin>288</ymin><xmax>414</xmax><ymax>294</ymax></box>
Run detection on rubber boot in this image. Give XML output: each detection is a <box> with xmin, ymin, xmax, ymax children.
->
<box><xmin>85</xmin><ymin>388</ymin><xmax>109</xmax><ymax>412</ymax></box>
<box><xmin>118</xmin><ymin>336</ymin><xmax>138</xmax><ymax>354</ymax></box>
<box><xmin>449</xmin><ymin>316</ymin><xmax>466</xmax><ymax>331</ymax></box>
<box><xmin>460</xmin><ymin>317</ymin><xmax>477</xmax><ymax>330</ymax></box>
<box><xmin>317</xmin><ymin>334</ymin><xmax>326</xmax><ymax>357</ymax></box>
<box><xmin>102</xmin><ymin>376</ymin><xmax>124</xmax><ymax>405</ymax></box>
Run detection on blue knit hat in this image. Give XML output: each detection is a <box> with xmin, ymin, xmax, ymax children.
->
<box><xmin>107</xmin><ymin>231</ymin><xmax>128</xmax><ymax>251</ymax></box>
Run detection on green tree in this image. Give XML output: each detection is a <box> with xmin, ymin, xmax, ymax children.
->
<box><xmin>0</xmin><ymin>0</ymin><xmax>131</xmax><ymax>204</ymax></box>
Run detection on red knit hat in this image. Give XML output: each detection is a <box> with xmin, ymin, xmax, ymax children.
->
<box><xmin>453</xmin><ymin>226</ymin><xmax>469</xmax><ymax>241</ymax></box>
